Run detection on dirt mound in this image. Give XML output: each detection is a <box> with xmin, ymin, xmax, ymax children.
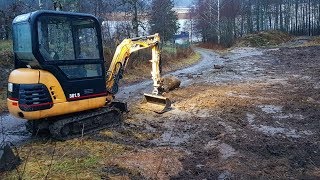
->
<box><xmin>236</xmin><ymin>30</ymin><xmax>293</xmax><ymax>47</ymax></box>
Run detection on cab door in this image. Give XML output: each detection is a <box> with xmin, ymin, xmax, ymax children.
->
<box><xmin>36</xmin><ymin>14</ymin><xmax>107</xmax><ymax>101</ymax></box>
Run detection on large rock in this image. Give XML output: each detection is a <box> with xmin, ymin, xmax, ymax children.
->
<box><xmin>160</xmin><ymin>75</ymin><xmax>181</xmax><ymax>92</ymax></box>
<box><xmin>0</xmin><ymin>143</ymin><xmax>21</xmax><ymax>172</ymax></box>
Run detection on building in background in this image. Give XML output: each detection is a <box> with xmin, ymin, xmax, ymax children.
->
<box><xmin>102</xmin><ymin>7</ymin><xmax>198</xmax><ymax>43</ymax></box>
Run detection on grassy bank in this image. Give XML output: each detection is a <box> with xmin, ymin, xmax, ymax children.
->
<box><xmin>235</xmin><ymin>30</ymin><xmax>293</xmax><ymax>47</ymax></box>
<box><xmin>198</xmin><ymin>30</ymin><xmax>293</xmax><ymax>50</ymax></box>
<box><xmin>0</xmin><ymin>40</ymin><xmax>13</xmax><ymax>112</ymax></box>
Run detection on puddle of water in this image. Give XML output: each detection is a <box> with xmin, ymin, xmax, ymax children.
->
<box><xmin>217</xmin><ymin>121</ymin><xmax>236</xmax><ymax>135</ymax></box>
<box><xmin>150</xmin><ymin>119</ymin><xmax>192</xmax><ymax>146</ymax></box>
<box><xmin>253</xmin><ymin>125</ymin><xmax>313</xmax><ymax>138</ymax></box>
<box><xmin>204</xmin><ymin>140</ymin><xmax>219</xmax><ymax>149</ymax></box>
<box><xmin>254</xmin><ymin>125</ymin><xmax>301</xmax><ymax>138</ymax></box>
<box><xmin>258</xmin><ymin>105</ymin><xmax>283</xmax><ymax>114</ymax></box>
<box><xmin>274</xmin><ymin>113</ymin><xmax>305</xmax><ymax>120</ymax></box>
<box><xmin>167</xmin><ymin>108</ymin><xmax>193</xmax><ymax>118</ymax></box>
<box><xmin>219</xmin><ymin>143</ymin><xmax>237</xmax><ymax>160</ymax></box>
<box><xmin>218</xmin><ymin>171</ymin><xmax>233</xmax><ymax>180</ymax></box>
<box><xmin>300</xmin><ymin>76</ymin><xmax>312</xmax><ymax>80</ymax></box>
<box><xmin>191</xmin><ymin>109</ymin><xmax>212</xmax><ymax>118</ymax></box>
<box><xmin>314</xmin><ymin>82</ymin><xmax>320</xmax><ymax>89</ymax></box>
<box><xmin>204</xmin><ymin>140</ymin><xmax>237</xmax><ymax>160</ymax></box>
<box><xmin>151</xmin><ymin>131</ymin><xmax>190</xmax><ymax>146</ymax></box>
<box><xmin>258</xmin><ymin>105</ymin><xmax>306</xmax><ymax>120</ymax></box>
<box><xmin>228</xmin><ymin>48</ymin><xmax>264</xmax><ymax>59</ymax></box>
<box><xmin>247</xmin><ymin>113</ymin><xmax>313</xmax><ymax>138</ymax></box>
<box><xmin>246</xmin><ymin>113</ymin><xmax>256</xmax><ymax>124</ymax></box>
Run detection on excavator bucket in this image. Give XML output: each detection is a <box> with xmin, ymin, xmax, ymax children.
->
<box><xmin>141</xmin><ymin>93</ymin><xmax>171</xmax><ymax>114</ymax></box>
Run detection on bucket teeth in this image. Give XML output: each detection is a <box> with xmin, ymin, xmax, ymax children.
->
<box><xmin>141</xmin><ymin>93</ymin><xmax>171</xmax><ymax>113</ymax></box>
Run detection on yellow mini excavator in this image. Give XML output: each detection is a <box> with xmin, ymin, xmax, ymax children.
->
<box><xmin>7</xmin><ymin>10</ymin><xmax>170</xmax><ymax>139</ymax></box>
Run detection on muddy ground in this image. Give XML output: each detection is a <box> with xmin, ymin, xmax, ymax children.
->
<box><xmin>1</xmin><ymin>42</ymin><xmax>320</xmax><ymax>179</ymax></box>
<box><xmin>111</xmin><ymin>45</ymin><xmax>320</xmax><ymax>179</ymax></box>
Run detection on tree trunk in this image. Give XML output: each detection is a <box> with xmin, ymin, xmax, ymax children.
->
<box><xmin>280</xmin><ymin>0</ymin><xmax>283</xmax><ymax>30</ymax></box>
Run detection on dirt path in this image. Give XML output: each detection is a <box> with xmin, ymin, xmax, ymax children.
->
<box><xmin>1</xmin><ymin>43</ymin><xmax>320</xmax><ymax>179</ymax></box>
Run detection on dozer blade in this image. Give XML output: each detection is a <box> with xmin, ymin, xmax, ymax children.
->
<box><xmin>142</xmin><ymin>93</ymin><xmax>171</xmax><ymax>114</ymax></box>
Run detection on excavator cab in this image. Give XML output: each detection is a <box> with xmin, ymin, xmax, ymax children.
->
<box><xmin>12</xmin><ymin>11</ymin><xmax>106</xmax><ymax>101</ymax></box>
<box><xmin>8</xmin><ymin>10</ymin><xmax>109</xmax><ymax>120</ymax></box>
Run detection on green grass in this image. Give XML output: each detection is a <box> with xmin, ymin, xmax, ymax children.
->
<box><xmin>0</xmin><ymin>41</ymin><xmax>13</xmax><ymax>112</ymax></box>
<box><xmin>2</xmin><ymin>139</ymin><xmax>127</xmax><ymax>179</ymax></box>
<box><xmin>162</xmin><ymin>45</ymin><xmax>177</xmax><ymax>54</ymax></box>
<box><xmin>52</xmin><ymin>156</ymin><xmax>99</xmax><ymax>174</ymax></box>
<box><xmin>0</xmin><ymin>40</ymin><xmax>12</xmax><ymax>52</ymax></box>
<box><xmin>0</xmin><ymin>89</ymin><xmax>7</xmax><ymax>112</ymax></box>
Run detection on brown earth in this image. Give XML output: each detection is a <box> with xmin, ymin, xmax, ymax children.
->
<box><xmin>2</xmin><ymin>44</ymin><xmax>320</xmax><ymax>179</ymax></box>
<box><xmin>107</xmin><ymin>46</ymin><xmax>320</xmax><ymax>179</ymax></box>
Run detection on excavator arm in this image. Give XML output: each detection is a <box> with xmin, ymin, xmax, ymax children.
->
<box><xmin>106</xmin><ymin>33</ymin><xmax>162</xmax><ymax>95</ymax></box>
<box><xmin>105</xmin><ymin>33</ymin><xmax>171</xmax><ymax>113</ymax></box>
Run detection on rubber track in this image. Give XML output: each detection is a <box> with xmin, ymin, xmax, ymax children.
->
<box><xmin>48</xmin><ymin>107</ymin><xmax>122</xmax><ymax>141</ymax></box>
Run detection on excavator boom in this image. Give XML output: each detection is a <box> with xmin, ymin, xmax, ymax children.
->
<box><xmin>106</xmin><ymin>33</ymin><xmax>171</xmax><ymax>113</ymax></box>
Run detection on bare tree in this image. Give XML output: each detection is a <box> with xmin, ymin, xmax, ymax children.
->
<box><xmin>0</xmin><ymin>1</ymin><xmax>29</xmax><ymax>40</ymax></box>
<box><xmin>193</xmin><ymin>0</ymin><xmax>320</xmax><ymax>46</ymax></box>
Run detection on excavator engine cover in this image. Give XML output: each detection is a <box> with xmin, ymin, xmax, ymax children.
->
<box><xmin>142</xmin><ymin>94</ymin><xmax>171</xmax><ymax>114</ymax></box>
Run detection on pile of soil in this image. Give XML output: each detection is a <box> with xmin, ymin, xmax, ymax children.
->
<box><xmin>236</xmin><ymin>30</ymin><xmax>293</xmax><ymax>47</ymax></box>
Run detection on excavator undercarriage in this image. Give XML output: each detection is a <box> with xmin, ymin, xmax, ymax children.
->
<box><xmin>26</xmin><ymin>101</ymin><xmax>127</xmax><ymax>140</ymax></box>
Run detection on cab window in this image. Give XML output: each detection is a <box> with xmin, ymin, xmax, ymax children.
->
<box><xmin>75</xmin><ymin>24</ymin><xmax>100</xmax><ymax>59</ymax></box>
<box><xmin>38</xmin><ymin>16</ymin><xmax>100</xmax><ymax>61</ymax></box>
<box><xmin>38</xmin><ymin>16</ymin><xmax>74</xmax><ymax>61</ymax></box>
<box><xmin>37</xmin><ymin>15</ymin><xmax>102</xmax><ymax>79</ymax></box>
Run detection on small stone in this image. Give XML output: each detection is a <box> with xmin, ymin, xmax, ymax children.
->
<box><xmin>214</xmin><ymin>65</ymin><xmax>224</xmax><ymax>69</ymax></box>
<box><xmin>187</xmin><ymin>74</ymin><xmax>193</xmax><ymax>79</ymax></box>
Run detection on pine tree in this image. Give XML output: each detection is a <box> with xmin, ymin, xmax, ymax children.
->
<box><xmin>149</xmin><ymin>0</ymin><xmax>178</xmax><ymax>42</ymax></box>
